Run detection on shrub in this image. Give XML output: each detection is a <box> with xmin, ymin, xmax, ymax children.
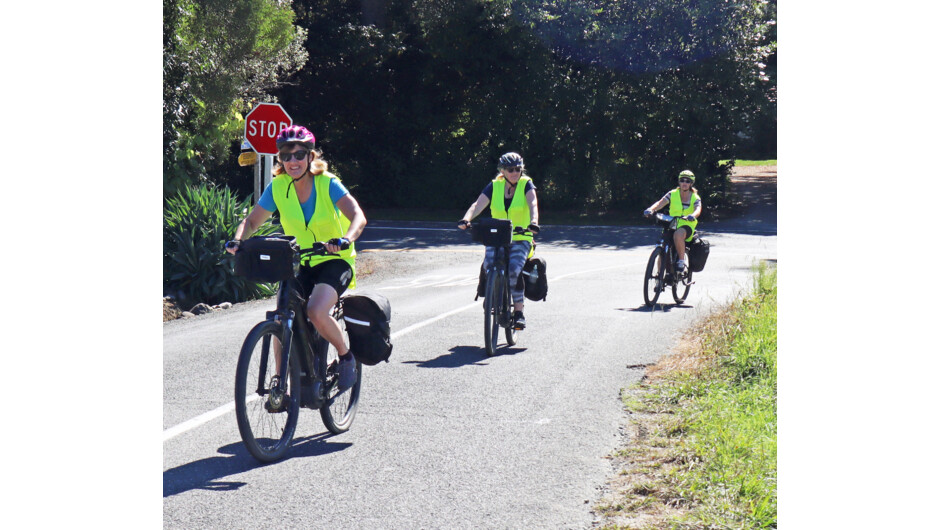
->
<box><xmin>164</xmin><ymin>184</ymin><xmax>279</xmax><ymax>309</ymax></box>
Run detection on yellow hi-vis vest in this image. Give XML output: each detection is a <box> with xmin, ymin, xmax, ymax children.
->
<box><xmin>271</xmin><ymin>171</ymin><xmax>356</xmax><ymax>288</ymax></box>
<box><xmin>669</xmin><ymin>188</ymin><xmax>700</xmax><ymax>241</ymax></box>
<box><xmin>490</xmin><ymin>176</ymin><xmax>535</xmax><ymax>258</ymax></box>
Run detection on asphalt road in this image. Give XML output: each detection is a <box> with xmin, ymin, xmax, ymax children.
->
<box><xmin>163</xmin><ymin>215</ymin><xmax>776</xmax><ymax>528</ymax></box>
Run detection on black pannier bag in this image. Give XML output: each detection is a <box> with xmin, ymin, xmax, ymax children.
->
<box><xmin>687</xmin><ymin>236</ymin><xmax>711</xmax><ymax>273</ymax></box>
<box><xmin>471</xmin><ymin>218</ymin><xmax>513</xmax><ymax>247</ymax></box>
<box><xmin>342</xmin><ymin>292</ymin><xmax>393</xmax><ymax>366</ymax></box>
<box><xmin>520</xmin><ymin>257</ymin><xmax>548</xmax><ymax>301</ymax></box>
<box><xmin>475</xmin><ymin>261</ymin><xmax>486</xmax><ymax>300</ymax></box>
<box><xmin>234</xmin><ymin>235</ymin><xmax>299</xmax><ymax>283</ymax></box>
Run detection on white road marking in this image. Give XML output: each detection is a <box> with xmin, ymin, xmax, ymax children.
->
<box><xmin>164</xmin><ymin>302</ymin><xmax>480</xmax><ymax>442</ymax></box>
<box><xmin>164</xmin><ymin>259</ymin><xmax>642</xmax><ymax>442</ymax></box>
<box><xmin>163</xmin><ymin>398</ymin><xmax>249</xmax><ymax>442</ymax></box>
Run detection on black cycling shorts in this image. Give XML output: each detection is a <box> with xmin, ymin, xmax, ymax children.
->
<box><xmin>676</xmin><ymin>225</ymin><xmax>694</xmax><ymax>242</ymax></box>
<box><xmin>296</xmin><ymin>259</ymin><xmax>354</xmax><ymax>298</ymax></box>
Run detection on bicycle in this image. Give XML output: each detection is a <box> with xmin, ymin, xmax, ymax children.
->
<box><xmin>234</xmin><ymin>241</ymin><xmax>362</xmax><ymax>463</ymax></box>
<box><xmin>467</xmin><ymin>219</ymin><xmax>533</xmax><ymax>357</ymax></box>
<box><xmin>643</xmin><ymin>213</ymin><xmax>694</xmax><ymax>307</ymax></box>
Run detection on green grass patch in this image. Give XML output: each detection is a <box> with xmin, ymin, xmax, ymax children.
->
<box><xmin>719</xmin><ymin>159</ymin><xmax>777</xmax><ymax>166</ymax></box>
<box><xmin>599</xmin><ymin>265</ymin><xmax>777</xmax><ymax>529</ymax></box>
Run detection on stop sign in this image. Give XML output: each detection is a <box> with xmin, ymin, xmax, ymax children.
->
<box><xmin>244</xmin><ymin>103</ymin><xmax>292</xmax><ymax>155</ymax></box>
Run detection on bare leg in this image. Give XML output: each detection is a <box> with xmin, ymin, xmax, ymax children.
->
<box><xmin>674</xmin><ymin>230</ymin><xmax>687</xmax><ymax>262</ymax></box>
<box><xmin>306</xmin><ymin>283</ymin><xmax>349</xmax><ymax>357</ymax></box>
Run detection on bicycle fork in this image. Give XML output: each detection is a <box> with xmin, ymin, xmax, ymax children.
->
<box><xmin>260</xmin><ymin>287</ymin><xmax>297</xmax><ymax>411</ymax></box>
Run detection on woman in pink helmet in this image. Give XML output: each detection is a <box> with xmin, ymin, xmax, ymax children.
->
<box><xmin>226</xmin><ymin>125</ymin><xmax>367</xmax><ymax>391</ymax></box>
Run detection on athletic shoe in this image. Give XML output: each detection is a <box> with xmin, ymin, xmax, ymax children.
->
<box><xmin>513</xmin><ymin>311</ymin><xmax>526</xmax><ymax>330</ymax></box>
<box><xmin>337</xmin><ymin>353</ymin><xmax>357</xmax><ymax>392</ymax></box>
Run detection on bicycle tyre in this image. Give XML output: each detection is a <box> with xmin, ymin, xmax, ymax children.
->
<box><xmin>320</xmin><ymin>309</ymin><xmax>362</xmax><ymax>434</ymax></box>
<box><xmin>483</xmin><ymin>269</ymin><xmax>499</xmax><ymax>356</ymax></box>
<box><xmin>672</xmin><ymin>267</ymin><xmax>692</xmax><ymax>304</ymax></box>
<box><xmin>643</xmin><ymin>247</ymin><xmax>665</xmax><ymax>307</ymax></box>
<box><xmin>235</xmin><ymin>320</ymin><xmax>301</xmax><ymax>463</ymax></box>
<box><xmin>504</xmin><ymin>275</ymin><xmax>517</xmax><ymax>345</ymax></box>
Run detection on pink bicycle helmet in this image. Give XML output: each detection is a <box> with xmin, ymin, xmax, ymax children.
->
<box><xmin>275</xmin><ymin>125</ymin><xmax>316</xmax><ymax>149</ymax></box>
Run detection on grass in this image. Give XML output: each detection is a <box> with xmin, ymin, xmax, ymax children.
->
<box><xmin>720</xmin><ymin>159</ymin><xmax>777</xmax><ymax>166</ymax></box>
<box><xmin>596</xmin><ymin>264</ymin><xmax>777</xmax><ymax>529</ymax></box>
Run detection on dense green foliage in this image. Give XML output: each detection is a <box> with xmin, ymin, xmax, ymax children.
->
<box><xmin>164</xmin><ymin>0</ymin><xmax>775</xmax><ymax>211</ymax></box>
<box><xmin>164</xmin><ymin>185</ymin><xmax>280</xmax><ymax>308</ymax></box>
<box><xmin>163</xmin><ymin>0</ymin><xmax>308</xmax><ymax>196</ymax></box>
<box><xmin>162</xmin><ymin>0</ymin><xmax>775</xmax><ymax>304</ymax></box>
<box><xmin>268</xmin><ymin>0</ymin><xmax>776</xmax><ymax>214</ymax></box>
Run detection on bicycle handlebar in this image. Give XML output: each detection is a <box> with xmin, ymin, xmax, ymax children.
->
<box><xmin>299</xmin><ymin>239</ymin><xmax>350</xmax><ymax>257</ymax></box>
<box><xmin>460</xmin><ymin>221</ymin><xmax>537</xmax><ymax>236</ymax></box>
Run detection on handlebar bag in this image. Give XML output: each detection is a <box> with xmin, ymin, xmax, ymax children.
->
<box><xmin>520</xmin><ymin>257</ymin><xmax>548</xmax><ymax>301</ymax></box>
<box><xmin>687</xmin><ymin>236</ymin><xmax>710</xmax><ymax>273</ymax></box>
<box><xmin>471</xmin><ymin>218</ymin><xmax>513</xmax><ymax>247</ymax></box>
<box><xmin>234</xmin><ymin>235</ymin><xmax>299</xmax><ymax>283</ymax></box>
<box><xmin>343</xmin><ymin>292</ymin><xmax>393</xmax><ymax>366</ymax></box>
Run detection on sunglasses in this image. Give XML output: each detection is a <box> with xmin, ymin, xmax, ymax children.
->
<box><xmin>503</xmin><ymin>167</ymin><xmax>522</xmax><ymax>173</ymax></box>
<box><xmin>278</xmin><ymin>149</ymin><xmax>310</xmax><ymax>162</ymax></box>
<box><xmin>679</xmin><ymin>178</ymin><xmax>693</xmax><ymax>184</ymax></box>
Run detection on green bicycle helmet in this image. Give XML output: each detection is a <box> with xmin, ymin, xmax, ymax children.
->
<box><xmin>678</xmin><ymin>170</ymin><xmax>695</xmax><ymax>183</ymax></box>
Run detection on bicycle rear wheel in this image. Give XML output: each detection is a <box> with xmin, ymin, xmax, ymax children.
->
<box><xmin>235</xmin><ymin>320</ymin><xmax>301</xmax><ymax>463</ymax></box>
<box><xmin>483</xmin><ymin>270</ymin><xmax>499</xmax><ymax>356</ymax></box>
<box><xmin>673</xmin><ymin>268</ymin><xmax>692</xmax><ymax>304</ymax></box>
<box><xmin>643</xmin><ymin>247</ymin><xmax>665</xmax><ymax>307</ymax></box>
<box><xmin>320</xmin><ymin>310</ymin><xmax>362</xmax><ymax>433</ymax></box>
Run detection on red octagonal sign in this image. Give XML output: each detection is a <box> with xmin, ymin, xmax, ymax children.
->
<box><xmin>244</xmin><ymin>103</ymin><xmax>292</xmax><ymax>155</ymax></box>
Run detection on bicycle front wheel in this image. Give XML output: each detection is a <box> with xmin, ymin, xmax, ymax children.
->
<box><xmin>235</xmin><ymin>320</ymin><xmax>301</xmax><ymax>463</ymax></box>
<box><xmin>504</xmin><ymin>277</ymin><xmax>517</xmax><ymax>346</ymax></box>
<box><xmin>320</xmin><ymin>311</ymin><xmax>362</xmax><ymax>434</ymax></box>
<box><xmin>673</xmin><ymin>267</ymin><xmax>692</xmax><ymax>304</ymax></box>
<box><xmin>643</xmin><ymin>247</ymin><xmax>665</xmax><ymax>307</ymax></box>
<box><xmin>483</xmin><ymin>270</ymin><xmax>499</xmax><ymax>356</ymax></box>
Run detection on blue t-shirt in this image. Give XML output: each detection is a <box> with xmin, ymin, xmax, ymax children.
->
<box><xmin>258</xmin><ymin>177</ymin><xmax>350</xmax><ymax>223</ymax></box>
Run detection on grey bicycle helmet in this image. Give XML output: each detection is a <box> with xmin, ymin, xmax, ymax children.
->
<box><xmin>497</xmin><ymin>152</ymin><xmax>524</xmax><ymax>169</ymax></box>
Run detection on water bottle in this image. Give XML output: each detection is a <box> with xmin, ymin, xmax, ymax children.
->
<box><xmin>525</xmin><ymin>266</ymin><xmax>538</xmax><ymax>283</ymax></box>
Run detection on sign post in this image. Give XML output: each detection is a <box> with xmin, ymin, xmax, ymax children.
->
<box><xmin>243</xmin><ymin>103</ymin><xmax>293</xmax><ymax>204</ymax></box>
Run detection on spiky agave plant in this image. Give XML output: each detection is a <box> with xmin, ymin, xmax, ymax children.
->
<box><xmin>163</xmin><ymin>184</ymin><xmax>279</xmax><ymax>308</ymax></box>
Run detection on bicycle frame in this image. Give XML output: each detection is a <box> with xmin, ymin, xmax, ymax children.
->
<box><xmin>654</xmin><ymin>218</ymin><xmax>689</xmax><ymax>286</ymax></box>
<box><xmin>657</xmin><ymin>228</ymin><xmax>677</xmax><ymax>282</ymax></box>
<box><xmin>485</xmin><ymin>244</ymin><xmax>514</xmax><ymax>328</ymax></box>
<box><xmin>264</xmin><ymin>277</ymin><xmax>341</xmax><ymax>410</ymax></box>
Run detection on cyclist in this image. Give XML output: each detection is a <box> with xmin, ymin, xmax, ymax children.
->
<box><xmin>457</xmin><ymin>152</ymin><xmax>540</xmax><ymax>330</ymax></box>
<box><xmin>643</xmin><ymin>169</ymin><xmax>702</xmax><ymax>274</ymax></box>
<box><xmin>226</xmin><ymin>125</ymin><xmax>367</xmax><ymax>391</ymax></box>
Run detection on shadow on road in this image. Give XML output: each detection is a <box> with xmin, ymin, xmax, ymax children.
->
<box><xmin>619</xmin><ymin>303</ymin><xmax>694</xmax><ymax>313</ymax></box>
<box><xmin>163</xmin><ymin>433</ymin><xmax>350</xmax><ymax>497</ymax></box>
<box><xmin>401</xmin><ymin>346</ymin><xmax>490</xmax><ymax>367</ymax></box>
<box><xmin>360</xmin><ymin>169</ymin><xmax>776</xmax><ymax>251</ymax></box>
<box><xmin>401</xmin><ymin>344</ymin><xmax>528</xmax><ymax>367</ymax></box>
<box><xmin>360</xmin><ymin>221</ymin><xmax>775</xmax><ymax>254</ymax></box>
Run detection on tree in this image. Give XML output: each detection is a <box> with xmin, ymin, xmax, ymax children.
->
<box><xmin>273</xmin><ymin>0</ymin><xmax>776</xmax><ymax>213</ymax></box>
<box><xmin>163</xmin><ymin>0</ymin><xmax>309</xmax><ymax>196</ymax></box>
